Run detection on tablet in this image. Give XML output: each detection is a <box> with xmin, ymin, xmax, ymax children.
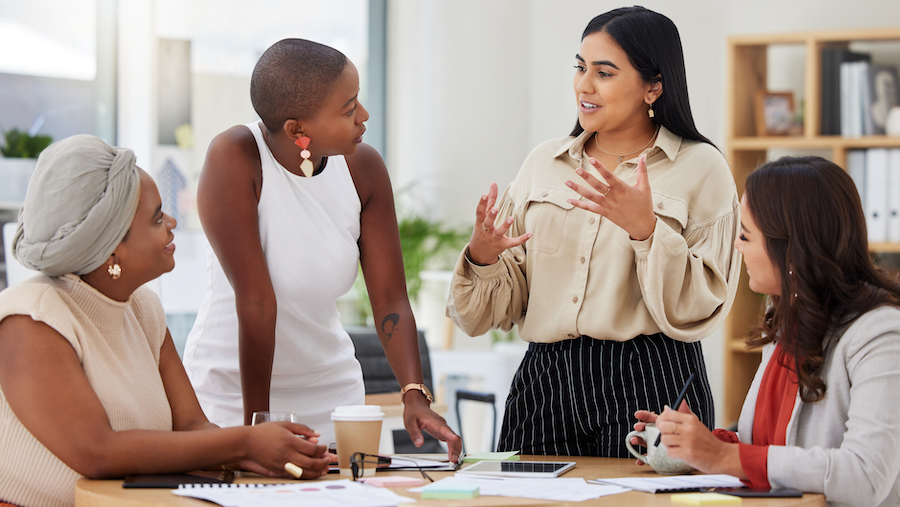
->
<box><xmin>456</xmin><ymin>460</ymin><xmax>576</xmax><ymax>478</ymax></box>
<box><xmin>712</xmin><ymin>487</ymin><xmax>804</xmax><ymax>498</ymax></box>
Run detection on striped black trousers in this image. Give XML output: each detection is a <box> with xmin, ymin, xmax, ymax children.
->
<box><xmin>497</xmin><ymin>333</ymin><xmax>714</xmax><ymax>457</ymax></box>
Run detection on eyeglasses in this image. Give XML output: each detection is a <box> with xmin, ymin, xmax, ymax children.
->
<box><xmin>350</xmin><ymin>452</ymin><xmax>434</xmax><ymax>483</ymax></box>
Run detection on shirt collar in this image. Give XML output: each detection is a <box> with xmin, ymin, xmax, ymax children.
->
<box><xmin>553</xmin><ymin>124</ymin><xmax>682</xmax><ymax>163</ymax></box>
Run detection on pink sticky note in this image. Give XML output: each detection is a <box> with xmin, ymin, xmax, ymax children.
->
<box><xmin>358</xmin><ymin>476</ymin><xmax>425</xmax><ymax>488</ymax></box>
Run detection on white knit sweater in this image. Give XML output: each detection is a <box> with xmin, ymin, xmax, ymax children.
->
<box><xmin>0</xmin><ymin>274</ymin><xmax>172</xmax><ymax>507</ymax></box>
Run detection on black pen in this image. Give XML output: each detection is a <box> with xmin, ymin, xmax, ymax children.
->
<box><xmin>655</xmin><ymin>372</ymin><xmax>696</xmax><ymax>447</ymax></box>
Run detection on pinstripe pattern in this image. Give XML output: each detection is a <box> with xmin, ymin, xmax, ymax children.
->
<box><xmin>497</xmin><ymin>334</ymin><xmax>714</xmax><ymax>457</ymax></box>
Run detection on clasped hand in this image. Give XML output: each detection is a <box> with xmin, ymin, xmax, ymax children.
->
<box><xmin>565</xmin><ymin>155</ymin><xmax>656</xmax><ymax>241</ymax></box>
<box><xmin>243</xmin><ymin>421</ymin><xmax>335</xmax><ymax>479</ymax></box>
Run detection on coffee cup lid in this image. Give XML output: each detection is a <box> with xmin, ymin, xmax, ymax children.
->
<box><xmin>331</xmin><ymin>405</ymin><xmax>385</xmax><ymax>421</ymax></box>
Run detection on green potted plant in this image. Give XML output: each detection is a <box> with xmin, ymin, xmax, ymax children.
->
<box><xmin>0</xmin><ymin>127</ymin><xmax>52</xmax><ymax>202</ymax></box>
<box><xmin>1</xmin><ymin>128</ymin><xmax>52</xmax><ymax>158</ymax></box>
<box><xmin>349</xmin><ymin>211</ymin><xmax>469</xmax><ymax>327</ymax></box>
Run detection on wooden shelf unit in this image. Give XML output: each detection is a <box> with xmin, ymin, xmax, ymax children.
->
<box><xmin>723</xmin><ymin>27</ymin><xmax>900</xmax><ymax>426</ymax></box>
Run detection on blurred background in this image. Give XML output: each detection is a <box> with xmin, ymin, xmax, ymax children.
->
<box><xmin>2</xmin><ymin>0</ymin><xmax>899</xmax><ymax>453</ymax></box>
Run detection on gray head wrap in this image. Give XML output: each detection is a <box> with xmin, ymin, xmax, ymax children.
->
<box><xmin>13</xmin><ymin>134</ymin><xmax>141</xmax><ymax>277</ymax></box>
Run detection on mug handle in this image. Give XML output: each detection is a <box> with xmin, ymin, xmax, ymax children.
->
<box><xmin>624</xmin><ymin>430</ymin><xmax>648</xmax><ymax>462</ymax></box>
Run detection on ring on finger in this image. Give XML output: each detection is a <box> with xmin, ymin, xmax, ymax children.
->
<box><xmin>483</xmin><ymin>225</ymin><xmax>490</xmax><ymax>232</ymax></box>
<box><xmin>602</xmin><ymin>185</ymin><xmax>611</xmax><ymax>197</ymax></box>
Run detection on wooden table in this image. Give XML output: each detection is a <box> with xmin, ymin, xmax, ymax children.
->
<box><xmin>75</xmin><ymin>456</ymin><xmax>825</xmax><ymax>507</ymax></box>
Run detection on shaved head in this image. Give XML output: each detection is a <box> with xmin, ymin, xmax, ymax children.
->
<box><xmin>250</xmin><ymin>38</ymin><xmax>348</xmax><ymax>132</ymax></box>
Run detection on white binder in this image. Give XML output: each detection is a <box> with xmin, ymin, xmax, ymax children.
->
<box><xmin>888</xmin><ymin>149</ymin><xmax>900</xmax><ymax>243</ymax></box>
<box><xmin>866</xmin><ymin>148</ymin><xmax>889</xmax><ymax>244</ymax></box>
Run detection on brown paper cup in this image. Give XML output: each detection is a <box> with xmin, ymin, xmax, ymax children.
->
<box><xmin>331</xmin><ymin>405</ymin><xmax>385</xmax><ymax>477</ymax></box>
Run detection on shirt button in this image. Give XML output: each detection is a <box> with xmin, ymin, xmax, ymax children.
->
<box><xmin>542</xmin><ymin>192</ymin><xmax>549</xmax><ymax>197</ymax></box>
<box><xmin>580</xmin><ymin>257</ymin><xmax>586</xmax><ymax>264</ymax></box>
<box><xmin>589</xmin><ymin>217</ymin><xmax>595</xmax><ymax>225</ymax></box>
<box><xmin>572</xmin><ymin>297</ymin><xmax>579</xmax><ymax>303</ymax></box>
<box><xmin>657</xmin><ymin>202</ymin><xmax>665</xmax><ymax>210</ymax></box>
<box><xmin>568</xmin><ymin>333</ymin><xmax>576</xmax><ymax>338</ymax></box>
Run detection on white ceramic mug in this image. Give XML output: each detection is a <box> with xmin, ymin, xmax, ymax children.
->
<box><xmin>625</xmin><ymin>423</ymin><xmax>694</xmax><ymax>475</ymax></box>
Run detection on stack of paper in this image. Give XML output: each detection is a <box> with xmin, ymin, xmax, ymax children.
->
<box><xmin>409</xmin><ymin>475</ymin><xmax>628</xmax><ymax>502</ymax></box>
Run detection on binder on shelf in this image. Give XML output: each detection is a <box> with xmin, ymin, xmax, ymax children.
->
<box><xmin>865</xmin><ymin>148</ymin><xmax>889</xmax><ymax>244</ymax></box>
<box><xmin>847</xmin><ymin>149</ymin><xmax>867</xmax><ymax>206</ymax></box>
<box><xmin>888</xmin><ymin>149</ymin><xmax>900</xmax><ymax>243</ymax></box>
<box><xmin>821</xmin><ymin>48</ymin><xmax>869</xmax><ymax>136</ymax></box>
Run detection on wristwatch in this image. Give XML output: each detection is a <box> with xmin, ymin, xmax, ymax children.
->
<box><xmin>400</xmin><ymin>382</ymin><xmax>434</xmax><ymax>403</ymax></box>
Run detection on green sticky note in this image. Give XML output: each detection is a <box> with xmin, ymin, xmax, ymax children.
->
<box><xmin>421</xmin><ymin>483</ymin><xmax>480</xmax><ymax>499</ymax></box>
<box><xmin>461</xmin><ymin>451</ymin><xmax>521</xmax><ymax>462</ymax></box>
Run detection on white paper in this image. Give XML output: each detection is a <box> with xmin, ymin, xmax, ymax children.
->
<box><xmin>172</xmin><ymin>480</ymin><xmax>415</xmax><ymax>507</ymax></box>
<box><xmin>409</xmin><ymin>475</ymin><xmax>627</xmax><ymax>502</ymax></box>
<box><xmin>589</xmin><ymin>474</ymin><xmax>745</xmax><ymax>493</ymax></box>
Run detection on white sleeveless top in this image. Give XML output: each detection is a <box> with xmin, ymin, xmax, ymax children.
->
<box><xmin>182</xmin><ymin>121</ymin><xmax>365</xmax><ymax>446</ymax></box>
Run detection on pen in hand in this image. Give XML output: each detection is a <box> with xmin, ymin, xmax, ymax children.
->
<box><xmin>655</xmin><ymin>372</ymin><xmax>696</xmax><ymax>447</ymax></box>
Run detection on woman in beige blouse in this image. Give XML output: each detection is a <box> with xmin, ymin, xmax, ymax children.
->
<box><xmin>447</xmin><ymin>6</ymin><xmax>741</xmax><ymax>457</ymax></box>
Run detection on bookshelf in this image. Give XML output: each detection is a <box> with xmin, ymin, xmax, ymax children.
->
<box><xmin>724</xmin><ymin>27</ymin><xmax>900</xmax><ymax>426</ymax></box>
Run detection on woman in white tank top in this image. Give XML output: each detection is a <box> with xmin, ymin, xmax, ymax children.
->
<box><xmin>181</xmin><ymin>39</ymin><xmax>460</xmax><ymax>460</ymax></box>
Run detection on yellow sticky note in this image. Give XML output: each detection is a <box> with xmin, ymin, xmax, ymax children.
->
<box><xmin>671</xmin><ymin>492</ymin><xmax>741</xmax><ymax>505</ymax></box>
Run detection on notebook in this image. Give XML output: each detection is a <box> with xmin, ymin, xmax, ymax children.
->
<box><xmin>589</xmin><ymin>474</ymin><xmax>745</xmax><ymax>493</ymax></box>
<box><xmin>123</xmin><ymin>472</ymin><xmax>233</xmax><ymax>489</ymax></box>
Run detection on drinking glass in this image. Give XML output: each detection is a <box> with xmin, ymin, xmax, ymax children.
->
<box><xmin>251</xmin><ymin>411</ymin><xmax>298</xmax><ymax>425</ymax></box>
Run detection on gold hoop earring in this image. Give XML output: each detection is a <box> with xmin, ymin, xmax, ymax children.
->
<box><xmin>108</xmin><ymin>262</ymin><xmax>122</xmax><ymax>280</ymax></box>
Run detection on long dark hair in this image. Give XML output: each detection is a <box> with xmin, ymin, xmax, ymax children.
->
<box><xmin>570</xmin><ymin>6</ymin><xmax>713</xmax><ymax>147</ymax></box>
<box><xmin>745</xmin><ymin>156</ymin><xmax>900</xmax><ymax>401</ymax></box>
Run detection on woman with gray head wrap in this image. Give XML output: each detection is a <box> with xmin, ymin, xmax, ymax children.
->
<box><xmin>0</xmin><ymin>135</ymin><xmax>333</xmax><ymax>507</ymax></box>
<box><xmin>13</xmin><ymin>134</ymin><xmax>141</xmax><ymax>277</ymax></box>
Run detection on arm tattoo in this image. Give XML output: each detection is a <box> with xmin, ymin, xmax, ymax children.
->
<box><xmin>380</xmin><ymin>313</ymin><xmax>400</xmax><ymax>342</ymax></box>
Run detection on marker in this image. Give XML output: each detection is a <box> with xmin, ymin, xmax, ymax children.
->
<box><xmin>656</xmin><ymin>372</ymin><xmax>696</xmax><ymax>447</ymax></box>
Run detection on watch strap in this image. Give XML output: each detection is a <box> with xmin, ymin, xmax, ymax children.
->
<box><xmin>400</xmin><ymin>382</ymin><xmax>433</xmax><ymax>403</ymax></box>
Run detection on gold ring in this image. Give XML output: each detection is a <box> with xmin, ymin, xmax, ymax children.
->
<box><xmin>602</xmin><ymin>186</ymin><xmax>611</xmax><ymax>197</ymax></box>
<box><xmin>483</xmin><ymin>226</ymin><xmax>490</xmax><ymax>232</ymax></box>
<box><xmin>284</xmin><ymin>462</ymin><xmax>303</xmax><ymax>478</ymax></box>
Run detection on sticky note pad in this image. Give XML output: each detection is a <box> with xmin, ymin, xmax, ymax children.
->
<box><xmin>462</xmin><ymin>451</ymin><xmax>521</xmax><ymax>462</ymax></box>
<box><xmin>420</xmin><ymin>483</ymin><xmax>480</xmax><ymax>499</ymax></box>
<box><xmin>358</xmin><ymin>476</ymin><xmax>424</xmax><ymax>488</ymax></box>
<box><xmin>671</xmin><ymin>492</ymin><xmax>742</xmax><ymax>505</ymax></box>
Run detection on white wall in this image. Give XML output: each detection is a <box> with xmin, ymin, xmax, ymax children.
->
<box><xmin>386</xmin><ymin>0</ymin><xmax>900</xmax><ymax>427</ymax></box>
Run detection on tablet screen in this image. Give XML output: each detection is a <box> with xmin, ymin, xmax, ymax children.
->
<box><xmin>457</xmin><ymin>461</ymin><xmax>576</xmax><ymax>478</ymax></box>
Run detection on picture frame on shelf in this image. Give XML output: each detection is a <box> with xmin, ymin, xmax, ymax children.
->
<box><xmin>754</xmin><ymin>91</ymin><xmax>794</xmax><ymax>136</ymax></box>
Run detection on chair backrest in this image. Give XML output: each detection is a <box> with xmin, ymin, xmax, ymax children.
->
<box><xmin>345</xmin><ymin>326</ymin><xmax>433</xmax><ymax>395</ymax></box>
<box><xmin>3</xmin><ymin>222</ymin><xmax>31</xmax><ymax>289</ymax></box>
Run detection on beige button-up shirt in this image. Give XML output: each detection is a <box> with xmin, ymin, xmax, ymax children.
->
<box><xmin>447</xmin><ymin>126</ymin><xmax>742</xmax><ymax>343</ymax></box>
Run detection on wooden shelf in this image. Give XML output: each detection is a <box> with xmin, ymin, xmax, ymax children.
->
<box><xmin>723</xmin><ymin>26</ymin><xmax>900</xmax><ymax>427</ymax></box>
<box><xmin>730</xmin><ymin>135</ymin><xmax>900</xmax><ymax>150</ymax></box>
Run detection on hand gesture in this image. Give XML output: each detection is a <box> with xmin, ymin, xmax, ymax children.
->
<box><xmin>244</xmin><ymin>422</ymin><xmax>335</xmax><ymax>479</ymax></box>
<box><xmin>467</xmin><ymin>182</ymin><xmax>531</xmax><ymax>265</ymax></box>
<box><xmin>403</xmin><ymin>395</ymin><xmax>462</xmax><ymax>463</ymax></box>
<box><xmin>566</xmin><ymin>155</ymin><xmax>656</xmax><ymax>241</ymax></box>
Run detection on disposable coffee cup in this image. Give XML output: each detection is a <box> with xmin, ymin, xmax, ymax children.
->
<box><xmin>331</xmin><ymin>405</ymin><xmax>385</xmax><ymax>477</ymax></box>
